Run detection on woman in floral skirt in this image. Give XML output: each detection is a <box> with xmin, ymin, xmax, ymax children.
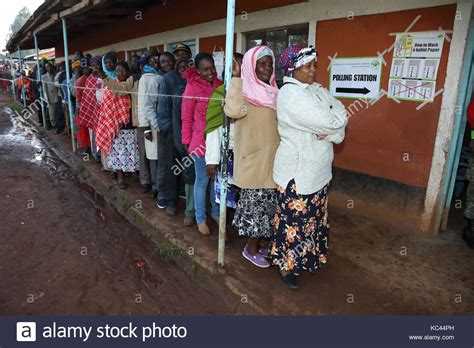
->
<box><xmin>271</xmin><ymin>45</ymin><xmax>348</xmax><ymax>289</ymax></box>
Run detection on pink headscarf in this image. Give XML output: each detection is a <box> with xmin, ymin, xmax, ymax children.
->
<box><xmin>241</xmin><ymin>45</ymin><xmax>279</xmax><ymax>110</ymax></box>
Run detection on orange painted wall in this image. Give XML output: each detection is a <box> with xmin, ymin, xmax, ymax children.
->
<box><xmin>316</xmin><ymin>4</ymin><xmax>456</xmax><ymax>187</ymax></box>
<box><xmin>199</xmin><ymin>34</ymin><xmax>237</xmax><ymax>54</ymax></box>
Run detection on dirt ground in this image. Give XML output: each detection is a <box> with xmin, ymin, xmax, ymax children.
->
<box><xmin>1</xmin><ymin>93</ymin><xmax>473</xmax><ymax>316</ymax></box>
<box><xmin>0</xmin><ymin>94</ymin><xmax>244</xmax><ymax>315</ymax></box>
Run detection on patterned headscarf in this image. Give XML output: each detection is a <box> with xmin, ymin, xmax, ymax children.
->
<box><xmin>278</xmin><ymin>45</ymin><xmax>318</xmax><ymax>76</ymax></box>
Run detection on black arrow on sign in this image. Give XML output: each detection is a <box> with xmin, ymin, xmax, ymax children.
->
<box><xmin>336</xmin><ymin>87</ymin><xmax>371</xmax><ymax>94</ymax></box>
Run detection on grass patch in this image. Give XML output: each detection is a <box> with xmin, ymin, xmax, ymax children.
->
<box><xmin>155</xmin><ymin>241</ymin><xmax>183</xmax><ymax>261</ymax></box>
<box><xmin>121</xmin><ymin>199</ymin><xmax>133</xmax><ymax>211</ymax></box>
<box><xmin>187</xmin><ymin>260</ymin><xmax>199</xmax><ymax>280</ymax></box>
<box><xmin>8</xmin><ymin>101</ymin><xmax>24</xmax><ymax>114</ymax></box>
<box><xmin>74</xmin><ymin>163</ymin><xmax>85</xmax><ymax>174</ymax></box>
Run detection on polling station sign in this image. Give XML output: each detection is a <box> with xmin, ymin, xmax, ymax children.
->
<box><xmin>329</xmin><ymin>57</ymin><xmax>382</xmax><ymax>99</ymax></box>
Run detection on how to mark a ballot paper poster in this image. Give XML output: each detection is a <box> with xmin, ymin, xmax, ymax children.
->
<box><xmin>329</xmin><ymin>57</ymin><xmax>382</xmax><ymax>99</ymax></box>
<box><xmin>388</xmin><ymin>31</ymin><xmax>445</xmax><ymax>102</ymax></box>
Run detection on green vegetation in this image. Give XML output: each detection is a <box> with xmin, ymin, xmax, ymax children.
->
<box><xmin>155</xmin><ymin>241</ymin><xmax>183</xmax><ymax>261</ymax></box>
<box><xmin>8</xmin><ymin>101</ymin><xmax>24</xmax><ymax>114</ymax></box>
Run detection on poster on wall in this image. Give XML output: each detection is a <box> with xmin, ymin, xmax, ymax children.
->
<box><xmin>388</xmin><ymin>31</ymin><xmax>445</xmax><ymax>102</ymax></box>
<box><xmin>213</xmin><ymin>51</ymin><xmax>225</xmax><ymax>80</ymax></box>
<box><xmin>329</xmin><ymin>57</ymin><xmax>383</xmax><ymax>99</ymax></box>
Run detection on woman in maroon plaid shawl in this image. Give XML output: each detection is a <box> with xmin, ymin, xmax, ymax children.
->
<box><xmin>95</xmin><ymin>62</ymin><xmax>139</xmax><ymax>189</ymax></box>
<box><xmin>76</xmin><ymin>55</ymin><xmax>102</xmax><ymax>159</ymax></box>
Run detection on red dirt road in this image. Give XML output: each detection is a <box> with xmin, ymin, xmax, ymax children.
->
<box><xmin>0</xmin><ymin>95</ymin><xmax>244</xmax><ymax>315</ymax></box>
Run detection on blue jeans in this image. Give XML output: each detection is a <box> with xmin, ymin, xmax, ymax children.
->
<box><xmin>193</xmin><ymin>155</ymin><xmax>218</xmax><ymax>224</ymax></box>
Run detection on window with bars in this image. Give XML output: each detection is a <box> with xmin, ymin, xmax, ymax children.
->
<box><xmin>245</xmin><ymin>24</ymin><xmax>309</xmax><ymax>83</ymax></box>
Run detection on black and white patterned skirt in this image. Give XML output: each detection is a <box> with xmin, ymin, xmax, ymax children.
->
<box><xmin>232</xmin><ymin>188</ymin><xmax>277</xmax><ymax>238</ymax></box>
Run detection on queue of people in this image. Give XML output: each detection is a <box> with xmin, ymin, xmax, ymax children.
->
<box><xmin>24</xmin><ymin>43</ymin><xmax>349</xmax><ymax>289</ymax></box>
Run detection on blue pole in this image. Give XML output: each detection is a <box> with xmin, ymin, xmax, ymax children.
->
<box><xmin>34</xmin><ymin>34</ymin><xmax>47</xmax><ymax>127</ymax></box>
<box><xmin>61</xmin><ymin>17</ymin><xmax>76</xmax><ymax>153</ymax></box>
<box><xmin>217</xmin><ymin>0</ymin><xmax>235</xmax><ymax>267</ymax></box>
<box><xmin>18</xmin><ymin>47</ymin><xmax>26</xmax><ymax>107</ymax></box>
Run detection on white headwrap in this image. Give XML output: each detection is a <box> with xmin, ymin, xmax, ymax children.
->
<box><xmin>257</xmin><ymin>46</ymin><xmax>273</xmax><ymax>60</ymax></box>
<box><xmin>294</xmin><ymin>46</ymin><xmax>318</xmax><ymax>70</ymax></box>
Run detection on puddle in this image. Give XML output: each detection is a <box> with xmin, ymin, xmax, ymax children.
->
<box><xmin>0</xmin><ymin>100</ymin><xmax>237</xmax><ymax>315</ymax></box>
<box><xmin>2</xmin><ymin>106</ymin><xmax>167</xmax><ymax>286</ymax></box>
<box><xmin>1</xmin><ymin>107</ymin><xmax>75</xmax><ymax>181</ymax></box>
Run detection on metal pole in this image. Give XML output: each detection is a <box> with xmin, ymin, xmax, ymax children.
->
<box><xmin>18</xmin><ymin>47</ymin><xmax>26</xmax><ymax>107</ymax></box>
<box><xmin>34</xmin><ymin>34</ymin><xmax>47</xmax><ymax>127</ymax></box>
<box><xmin>217</xmin><ymin>0</ymin><xmax>236</xmax><ymax>267</ymax></box>
<box><xmin>61</xmin><ymin>17</ymin><xmax>76</xmax><ymax>153</ymax></box>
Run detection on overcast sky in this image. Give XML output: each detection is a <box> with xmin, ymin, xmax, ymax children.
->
<box><xmin>1</xmin><ymin>0</ymin><xmax>44</xmax><ymax>51</ymax></box>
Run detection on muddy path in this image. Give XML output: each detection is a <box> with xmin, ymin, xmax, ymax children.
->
<box><xmin>0</xmin><ymin>96</ymin><xmax>243</xmax><ymax>315</ymax></box>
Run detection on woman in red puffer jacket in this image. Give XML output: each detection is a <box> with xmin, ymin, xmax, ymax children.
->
<box><xmin>181</xmin><ymin>52</ymin><xmax>223</xmax><ymax>236</ymax></box>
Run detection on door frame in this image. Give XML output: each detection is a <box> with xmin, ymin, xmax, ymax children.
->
<box><xmin>440</xmin><ymin>19</ymin><xmax>474</xmax><ymax>230</ymax></box>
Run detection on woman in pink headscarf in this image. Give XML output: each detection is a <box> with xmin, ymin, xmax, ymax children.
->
<box><xmin>224</xmin><ymin>45</ymin><xmax>280</xmax><ymax>268</ymax></box>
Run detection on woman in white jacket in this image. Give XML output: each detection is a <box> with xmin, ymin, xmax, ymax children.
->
<box><xmin>271</xmin><ymin>45</ymin><xmax>348</xmax><ymax>289</ymax></box>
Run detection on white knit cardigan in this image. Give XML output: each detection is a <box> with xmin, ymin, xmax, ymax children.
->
<box><xmin>273</xmin><ymin>76</ymin><xmax>348</xmax><ymax>195</ymax></box>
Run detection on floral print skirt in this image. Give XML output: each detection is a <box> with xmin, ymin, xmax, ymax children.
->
<box><xmin>233</xmin><ymin>188</ymin><xmax>277</xmax><ymax>238</ymax></box>
<box><xmin>107</xmin><ymin>129</ymin><xmax>139</xmax><ymax>172</ymax></box>
<box><xmin>271</xmin><ymin>179</ymin><xmax>329</xmax><ymax>276</ymax></box>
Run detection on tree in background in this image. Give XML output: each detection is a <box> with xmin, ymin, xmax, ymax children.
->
<box><xmin>8</xmin><ymin>7</ymin><xmax>31</xmax><ymax>40</ymax></box>
<box><xmin>6</xmin><ymin>7</ymin><xmax>34</xmax><ymax>58</ymax></box>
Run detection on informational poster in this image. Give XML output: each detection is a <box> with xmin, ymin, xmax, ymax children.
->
<box><xmin>388</xmin><ymin>31</ymin><xmax>445</xmax><ymax>102</ymax></box>
<box><xmin>329</xmin><ymin>57</ymin><xmax>383</xmax><ymax>99</ymax></box>
<box><xmin>213</xmin><ymin>51</ymin><xmax>225</xmax><ymax>80</ymax></box>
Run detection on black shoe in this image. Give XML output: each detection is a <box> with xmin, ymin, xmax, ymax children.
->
<box><xmin>117</xmin><ymin>181</ymin><xmax>127</xmax><ymax>189</ymax></box>
<box><xmin>166</xmin><ymin>206</ymin><xmax>177</xmax><ymax>216</ymax></box>
<box><xmin>141</xmin><ymin>183</ymin><xmax>151</xmax><ymax>193</ymax></box>
<box><xmin>277</xmin><ymin>269</ymin><xmax>299</xmax><ymax>290</ymax></box>
<box><xmin>157</xmin><ymin>198</ymin><xmax>167</xmax><ymax>209</ymax></box>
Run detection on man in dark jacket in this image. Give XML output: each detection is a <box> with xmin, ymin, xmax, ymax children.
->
<box><xmin>156</xmin><ymin>57</ymin><xmax>195</xmax><ymax>225</ymax></box>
